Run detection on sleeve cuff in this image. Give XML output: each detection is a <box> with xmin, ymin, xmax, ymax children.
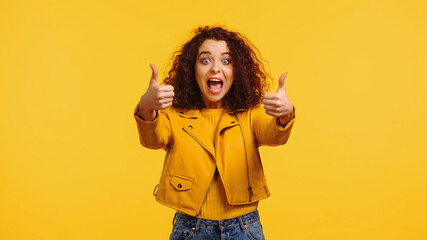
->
<box><xmin>134</xmin><ymin>103</ymin><xmax>159</xmax><ymax>123</ymax></box>
<box><xmin>276</xmin><ymin>106</ymin><xmax>296</xmax><ymax>130</ymax></box>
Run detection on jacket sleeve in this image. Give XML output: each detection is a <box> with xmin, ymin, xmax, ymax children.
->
<box><xmin>133</xmin><ymin>103</ymin><xmax>171</xmax><ymax>149</ymax></box>
<box><xmin>251</xmin><ymin>106</ymin><xmax>295</xmax><ymax>147</ymax></box>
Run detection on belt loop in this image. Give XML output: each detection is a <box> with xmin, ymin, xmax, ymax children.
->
<box><xmin>172</xmin><ymin>212</ymin><xmax>177</xmax><ymax>226</ymax></box>
<box><xmin>192</xmin><ymin>217</ymin><xmax>201</xmax><ymax>234</ymax></box>
<box><xmin>238</xmin><ymin>216</ymin><xmax>247</xmax><ymax>231</ymax></box>
<box><xmin>153</xmin><ymin>184</ymin><xmax>159</xmax><ymax>196</ymax></box>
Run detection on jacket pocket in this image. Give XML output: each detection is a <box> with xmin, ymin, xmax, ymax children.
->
<box><xmin>170</xmin><ymin>174</ymin><xmax>194</xmax><ymax>191</ymax></box>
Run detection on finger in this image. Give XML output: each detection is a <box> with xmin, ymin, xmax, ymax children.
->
<box><xmin>265</xmin><ymin>110</ymin><xmax>280</xmax><ymax>118</ymax></box>
<box><xmin>159</xmin><ymin>102</ymin><xmax>173</xmax><ymax>109</ymax></box>
<box><xmin>159</xmin><ymin>98</ymin><xmax>173</xmax><ymax>105</ymax></box>
<box><xmin>155</xmin><ymin>97</ymin><xmax>173</xmax><ymax>104</ymax></box>
<box><xmin>150</xmin><ymin>64</ymin><xmax>159</xmax><ymax>85</ymax></box>
<box><xmin>277</xmin><ymin>72</ymin><xmax>288</xmax><ymax>93</ymax></box>
<box><xmin>159</xmin><ymin>91</ymin><xmax>175</xmax><ymax>98</ymax></box>
<box><xmin>159</xmin><ymin>85</ymin><xmax>174</xmax><ymax>92</ymax></box>
<box><xmin>153</xmin><ymin>100</ymin><xmax>170</xmax><ymax>109</ymax></box>
<box><xmin>265</xmin><ymin>103</ymin><xmax>293</xmax><ymax>112</ymax></box>
<box><xmin>265</xmin><ymin>109</ymin><xmax>290</xmax><ymax>118</ymax></box>
<box><xmin>263</xmin><ymin>104</ymin><xmax>281</xmax><ymax>112</ymax></box>
<box><xmin>263</xmin><ymin>93</ymin><xmax>278</xmax><ymax>100</ymax></box>
<box><xmin>263</xmin><ymin>99</ymin><xmax>281</xmax><ymax>106</ymax></box>
<box><xmin>158</xmin><ymin>94</ymin><xmax>174</xmax><ymax>101</ymax></box>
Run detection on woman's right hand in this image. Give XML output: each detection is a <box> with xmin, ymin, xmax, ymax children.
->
<box><xmin>138</xmin><ymin>64</ymin><xmax>174</xmax><ymax>121</ymax></box>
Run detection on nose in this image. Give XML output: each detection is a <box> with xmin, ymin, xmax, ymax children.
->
<box><xmin>211</xmin><ymin>61</ymin><xmax>220</xmax><ymax>73</ymax></box>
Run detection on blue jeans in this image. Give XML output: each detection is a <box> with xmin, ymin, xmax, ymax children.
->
<box><xmin>169</xmin><ymin>210</ymin><xmax>265</xmax><ymax>240</ymax></box>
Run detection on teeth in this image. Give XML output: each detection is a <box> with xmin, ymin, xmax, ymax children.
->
<box><xmin>208</xmin><ymin>79</ymin><xmax>222</xmax><ymax>82</ymax></box>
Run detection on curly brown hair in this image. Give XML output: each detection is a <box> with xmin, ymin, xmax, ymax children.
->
<box><xmin>164</xmin><ymin>26</ymin><xmax>270</xmax><ymax>111</ymax></box>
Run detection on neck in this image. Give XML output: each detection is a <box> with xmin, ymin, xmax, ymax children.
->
<box><xmin>203</xmin><ymin>100</ymin><xmax>222</xmax><ymax>109</ymax></box>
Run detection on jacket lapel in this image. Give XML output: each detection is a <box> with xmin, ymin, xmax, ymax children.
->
<box><xmin>216</xmin><ymin>111</ymin><xmax>240</xmax><ymax>135</ymax></box>
<box><xmin>178</xmin><ymin>109</ymin><xmax>241</xmax><ymax>158</ymax></box>
<box><xmin>178</xmin><ymin>110</ymin><xmax>215</xmax><ymax>158</ymax></box>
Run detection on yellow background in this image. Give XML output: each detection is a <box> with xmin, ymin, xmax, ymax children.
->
<box><xmin>1</xmin><ymin>0</ymin><xmax>426</xmax><ymax>239</ymax></box>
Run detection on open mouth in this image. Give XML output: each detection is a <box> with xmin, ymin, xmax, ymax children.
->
<box><xmin>207</xmin><ymin>78</ymin><xmax>223</xmax><ymax>94</ymax></box>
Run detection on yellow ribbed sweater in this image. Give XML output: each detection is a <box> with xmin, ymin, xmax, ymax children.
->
<box><xmin>197</xmin><ymin>108</ymin><xmax>258</xmax><ymax>220</ymax></box>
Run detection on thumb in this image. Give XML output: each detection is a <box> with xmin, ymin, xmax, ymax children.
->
<box><xmin>277</xmin><ymin>72</ymin><xmax>288</xmax><ymax>93</ymax></box>
<box><xmin>149</xmin><ymin>64</ymin><xmax>159</xmax><ymax>85</ymax></box>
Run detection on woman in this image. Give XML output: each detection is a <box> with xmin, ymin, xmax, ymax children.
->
<box><xmin>134</xmin><ymin>26</ymin><xmax>295</xmax><ymax>240</ymax></box>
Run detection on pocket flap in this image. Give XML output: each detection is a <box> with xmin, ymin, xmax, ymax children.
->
<box><xmin>170</xmin><ymin>174</ymin><xmax>193</xmax><ymax>191</ymax></box>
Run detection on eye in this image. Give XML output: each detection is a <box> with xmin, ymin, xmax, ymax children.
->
<box><xmin>201</xmin><ymin>58</ymin><xmax>210</xmax><ymax>64</ymax></box>
<box><xmin>222</xmin><ymin>59</ymin><xmax>230</xmax><ymax>65</ymax></box>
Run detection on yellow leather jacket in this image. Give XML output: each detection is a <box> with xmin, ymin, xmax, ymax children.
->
<box><xmin>134</xmin><ymin>105</ymin><xmax>295</xmax><ymax>216</ymax></box>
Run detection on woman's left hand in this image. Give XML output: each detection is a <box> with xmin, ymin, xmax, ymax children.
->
<box><xmin>263</xmin><ymin>72</ymin><xmax>294</xmax><ymax>126</ymax></box>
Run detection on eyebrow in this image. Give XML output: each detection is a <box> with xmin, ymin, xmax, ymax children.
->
<box><xmin>198</xmin><ymin>51</ymin><xmax>231</xmax><ymax>57</ymax></box>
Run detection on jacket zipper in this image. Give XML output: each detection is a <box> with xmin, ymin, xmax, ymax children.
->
<box><xmin>183</xmin><ymin>127</ymin><xmax>217</xmax><ymax>216</ymax></box>
<box><xmin>235</xmin><ymin>114</ymin><xmax>253</xmax><ymax>202</ymax></box>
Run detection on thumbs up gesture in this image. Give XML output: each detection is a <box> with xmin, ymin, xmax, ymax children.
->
<box><xmin>138</xmin><ymin>64</ymin><xmax>175</xmax><ymax>121</ymax></box>
<box><xmin>263</xmin><ymin>72</ymin><xmax>294</xmax><ymax>126</ymax></box>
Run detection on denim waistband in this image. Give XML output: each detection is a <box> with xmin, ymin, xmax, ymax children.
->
<box><xmin>173</xmin><ymin>210</ymin><xmax>260</xmax><ymax>232</ymax></box>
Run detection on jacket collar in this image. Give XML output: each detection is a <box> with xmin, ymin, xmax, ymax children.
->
<box><xmin>176</xmin><ymin>108</ymin><xmax>246</xmax><ymax>119</ymax></box>
<box><xmin>177</xmin><ymin>108</ymin><xmax>243</xmax><ymax>158</ymax></box>
<box><xmin>176</xmin><ymin>109</ymin><xmax>200</xmax><ymax>119</ymax></box>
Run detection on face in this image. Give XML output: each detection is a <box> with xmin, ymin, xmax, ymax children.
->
<box><xmin>195</xmin><ymin>39</ymin><xmax>234</xmax><ymax>109</ymax></box>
